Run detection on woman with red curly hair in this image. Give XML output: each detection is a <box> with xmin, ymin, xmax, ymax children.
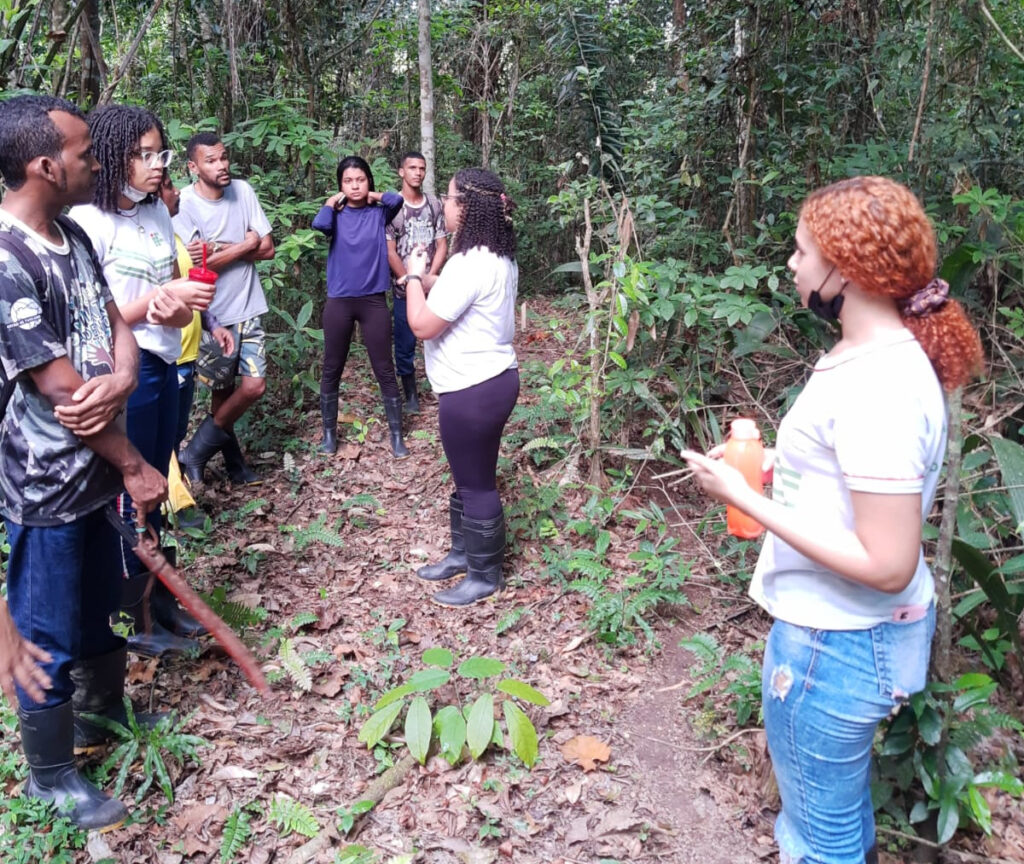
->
<box><xmin>683</xmin><ymin>176</ymin><xmax>982</xmax><ymax>864</ymax></box>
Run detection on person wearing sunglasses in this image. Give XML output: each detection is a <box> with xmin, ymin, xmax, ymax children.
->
<box><xmin>69</xmin><ymin>105</ymin><xmax>215</xmax><ymax>659</ymax></box>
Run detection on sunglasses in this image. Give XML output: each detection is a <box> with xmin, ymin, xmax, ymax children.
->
<box><xmin>139</xmin><ymin>149</ymin><xmax>175</xmax><ymax>169</ymax></box>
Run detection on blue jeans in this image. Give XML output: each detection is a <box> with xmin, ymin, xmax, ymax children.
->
<box><xmin>175</xmin><ymin>361</ymin><xmax>196</xmax><ymax>454</ymax></box>
<box><xmin>4</xmin><ymin>508</ymin><xmax>123</xmax><ymax>711</ymax></box>
<box><xmin>762</xmin><ymin>605</ymin><xmax>935</xmax><ymax>864</ymax></box>
<box><xmin>118</xmin><ymin>350</ymin><xmax>177</xmax><ymax>575</ymax></box>
<box><xmin>392</xmin><ymin>294</ymin><xmax>416</xmax><ymax>377</ymax></box>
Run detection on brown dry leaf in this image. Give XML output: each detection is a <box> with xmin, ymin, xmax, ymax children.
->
<box><xmin>561</xmin><ymin>735</ymin><xmax>612</xmax><ymax>772</ymax></box>
<box><xmin>311</xmin><ymin>666</ymin><xmax>349</xmax><ymax>697</ymax></box>
<box><xmin>337</xmin><ymin>442</ymin><xmax>362</xmax><ymax>460</ymax></box>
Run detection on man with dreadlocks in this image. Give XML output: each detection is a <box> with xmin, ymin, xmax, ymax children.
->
<box><xmin>173</xmin><ymin>132</ymin><xmax>275</xmax><ymax>487</ymax></box>
<box><xmin>69</xmin><ymin>104</ymin><xmax>216</xmax><ymax>659</ymax></box>
<box><xmin>0</xmin><ymin>94</ymin><xmax>168</xmax><ymax>832</ymax></box>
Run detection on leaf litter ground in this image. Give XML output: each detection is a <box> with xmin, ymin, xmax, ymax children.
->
<box><xmin>51</xmin><ymin>297</ymin><xmax>1022</xmax><ymax>864</ymax></box>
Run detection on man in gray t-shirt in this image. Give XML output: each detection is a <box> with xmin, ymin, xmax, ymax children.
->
<box><xmin>173</xmin><ymin>132</ymin><xmax>275</xmax><ymax>489</ymax></box>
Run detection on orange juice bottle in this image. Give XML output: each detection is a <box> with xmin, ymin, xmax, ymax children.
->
<box><xmin>723</xmin><ymin>418</ymin><xmax>765</xmax><ymax>539</ymax></box>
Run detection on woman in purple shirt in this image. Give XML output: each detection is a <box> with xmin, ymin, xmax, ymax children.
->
<box><xmin>312</xmin><ymin>156</ymin><xmax>408</xmax><ymax>458</ymax></box>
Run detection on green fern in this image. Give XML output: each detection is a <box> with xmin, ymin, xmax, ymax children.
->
<box><xmin>281</xmin><ymin>513</ymin><xmax>345</xmax><ymax>551</ymax></box>
<box><xmin>203</xmin><ymin>586</ymin><xmax>268</xmax><ymax>631</ymax></box>
<box><xmin>235</xmin><ymin>497</ymin><xmax>269</xmax><ymax>517</ymax></box>
<box><xmin>269</xmin><ymin>795</ymin><xmax>319</xmax><ymax>838</ymax></box>
<box><xmin>341</xmin><ymin>492</ymin><xmax>381</xmax><ymax>511</ymax></box>
<box><xmin>289</xmin><ymin>611</ymin><xmax>320</xmax><ymax>632</ymax></box>
<box><xmin>278</xmin><ymin>638</ymin><xmax>313</xmax><ymax>691</ymax></box>
<box><xmin>220</xmin><ymin>805</ymin><xmax>253</xmax><ymax>863</ymax></box>
<box><xmin>495</xmin><ymin>606</ymin><xmax>529</xmax><ymax>636</ymax></box>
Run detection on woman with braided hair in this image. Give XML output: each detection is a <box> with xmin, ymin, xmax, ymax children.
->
<box><xmin>70</xmin><ymin>105</ymin><xmax>214</xmax><ymax>659</ymax></box>
<box><xmin>404</xmin><ymin>168</ymin><xmax>519</xmax><ymax>606</ymax></box>
<box><xmin>682</xmin><ymin>176</ymin><xmax>983</xmax><ymax>864</ymax></box>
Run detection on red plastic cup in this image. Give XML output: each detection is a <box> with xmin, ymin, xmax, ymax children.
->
<box><xmin>188</xmin><ymin>265</ymin><xmax>217</xmax><ymax>285</ymax></box>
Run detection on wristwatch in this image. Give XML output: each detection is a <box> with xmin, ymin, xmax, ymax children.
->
<box><xmin>212</xmin><ymin>241</ymin><xmax>222</xmax><ymax>254</ymax></box>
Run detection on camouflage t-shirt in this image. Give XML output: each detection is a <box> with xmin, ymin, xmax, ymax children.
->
<box><xmin>0</xmin><ymin>212</ymin><xmax>123</xmax><ymax>526</ymax></box>
<box><xmin>386</xmin><ymin>195</ymin><xmax>446</xmax><ymax>299</ymax></box>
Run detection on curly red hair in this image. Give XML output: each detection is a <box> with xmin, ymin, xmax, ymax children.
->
<box><xmin>801</xmin><ymin>176</ymin><xmax>983</xmax><ymax>390</ymax></box>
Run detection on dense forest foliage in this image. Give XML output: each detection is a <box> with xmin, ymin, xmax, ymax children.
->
<box><xmin>3</xmin><ymin>0</ymin><xmax>1024</xmax><ymax>856</ymax></box>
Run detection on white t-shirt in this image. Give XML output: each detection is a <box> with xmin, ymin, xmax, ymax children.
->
<box><xmin>69</xmin><ymin>201</ymin><xmax>181</xmax><ymax>364</ymax></box>
<box><xmin>424</xmin><ymin>247</ymin><xmax>518</xmax><ymax>394</ymax></box>
<box><xmin>750</xmin><ymin>329</ymin><xmax>946</xmax><ymax>630</ymax></box>
<box><xmin>172</xmin><ymin>179</ymin><xmax>272</xmax><ymax>327</ymax></box>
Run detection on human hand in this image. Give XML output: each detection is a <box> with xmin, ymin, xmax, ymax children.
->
<box><xmin>0</xmin><ymin>602</ymin><xmax>53</xmax><ymax>705</ymax></box>
<box><xmin>405</xmin><ymin>245</ymin><xmax>429</xmax><ymax>278</ymax></box>
<box><xmin>122</xmin><ymin>461</ymin><xmax>168</xmax><ymax>526</ymax></box>
<box><xmin>186</xmin><ymin>240</ymin><xmax>204</xmax><ymax>265</ymax></box>
<box><xmin>167</xmin><ymin>277</ymin><xmax>215</xmax><ymax>311</ymax></box>
<box><xmin>212</xmin><ymin>326</ymin><xmax>235</xmax><ymax>356</ymax></box>
<box><xmin>53</xmin><ymin>371</ymin><xmax>134</xmax><ymax>437</ymax></box>
<box><xmin>326</xmin><ymin>192</ymin><xmax>346</xmax><ymax>210</ymax></box>
<box><xmin>147</xmin><ymin>286</ymin><xmax>192</xmax><ymax>325</ymax></box>
<box><xmin>680</xmin><ymin>449</ymin><xmax>752</xmax><ymax>505</ymax></box>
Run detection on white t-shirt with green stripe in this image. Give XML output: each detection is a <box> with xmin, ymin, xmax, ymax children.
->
<box><xmin>69</xmin><ymin>201</ymin><xmax>180</xmax><ymax>363</ymax></box>
<box><xmin>750</xmin><ymin>330</ymin><xmax>946</xmax><ymax>630</ymax></box>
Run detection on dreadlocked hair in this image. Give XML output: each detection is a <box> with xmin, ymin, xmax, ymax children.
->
<box><xmin>86</xmin><ymin>104</ymin><xmax>168</xmax><ymax>213</ymax></box>
<box><xmin>802</xmin><ymin>176</ymin><xmax>983</xmax><ymax>391</ymax></box>
<box><xmin>451</xmin><ymin>168</ymin><xmax>516</xmax><ymax>260</ymax></box>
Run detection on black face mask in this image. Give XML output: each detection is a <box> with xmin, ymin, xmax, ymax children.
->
<box><xmin>806</xmin><ymin>267</ymin><xmax>846</xmax><ymax>323</ymax></box>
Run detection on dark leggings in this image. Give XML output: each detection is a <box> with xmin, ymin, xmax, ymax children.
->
<box><xmin>321</xmin><ymin>294</ymin><xmax>399</xmax><ymax>398</ymax></box>
<box><xmin>438</xmin><ymin>368</ymin><xmax>520</xmax><ymax>520</ymax></box>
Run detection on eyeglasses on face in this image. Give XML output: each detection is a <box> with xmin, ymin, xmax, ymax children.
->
<box><xmin>439</xmin><ymin>193</ymin><xmax>462</xmax><ymax>202</ymax></box>
<box><xmin>139</xmin><ymin>149</ymin><xmax>175</xmax><ymax>169</ymax></box>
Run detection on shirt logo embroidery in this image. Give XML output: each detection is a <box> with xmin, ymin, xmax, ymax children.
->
<box><xmin>9</xmin><ymin>297</ymin><xmax>43</xmax><ymax>330</ymax></box>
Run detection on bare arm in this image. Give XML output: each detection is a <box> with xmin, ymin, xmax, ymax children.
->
<box><xmin>680</xmin><ymin>450</ymin><xmax>923</xmax><ymax>593</ymax></box>
<box><xmin>244</xmin><ymin>233</ymin><xmax>275</xmax><ymax>262</ymax></box>
<box><xmin>186</xmin><ymin>231</ymin><xmax>260</xmax><ymax>270</ymax></box>
<box><xmin>403</xmin><ymin>247</ymin><xmax>448</xmax><ymax>339</ymax></box>
<box><xmin>387</xmin><ymin>238</ymin><xmax>406</xmax><ymax>280</ymax></box>
<box><xmin>429</xmin><ymin>235</ymin><xmax>448</xmax><ymax>276</ymax></box>
<box><xmin>54</xmin><ymin>301</ymin><xmax>138</xmax><ymax>437</ymax></box>
<box><xmin>30</xmin><ymin>358</ymin><xmax>167</xmax><ymax>522</ymax></box>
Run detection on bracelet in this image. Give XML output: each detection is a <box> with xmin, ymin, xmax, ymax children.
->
<box><xmin>405</xmin><ymin>274</ymin><xmax>422</xmax><ymax>284</ymax></box>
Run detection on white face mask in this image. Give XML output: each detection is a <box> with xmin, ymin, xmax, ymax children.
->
<box><xmin>121</xmin><ymin>183</ymin><xmax>149</xmax><ymax>204</ymax></box>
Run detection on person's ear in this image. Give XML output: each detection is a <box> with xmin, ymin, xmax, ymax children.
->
<box><xmin>187</xmin><ymin>159</ymin><xmax>198</xmax><ymax>176</ymax></box>
<box><xmin>33</xmin><ymin>154</ymin><xmax>61</xmax><ymax>186</ymax></box>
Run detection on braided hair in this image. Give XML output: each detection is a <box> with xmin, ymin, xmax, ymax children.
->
<box><xmin>450</xmin><ymin>168</ymin><xmax>516</xmax><ymax>260</ymax></box>
<box><xmin>86</xmin><ymin>104</ymin><xmax>168</xmax><ymax>213</ymax></box>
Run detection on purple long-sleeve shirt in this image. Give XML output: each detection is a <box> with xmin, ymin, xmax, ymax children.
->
<box><xmin>312</xmin><ymin>192</ymin><xmax>403</xmax><ymax>298</ymax></box>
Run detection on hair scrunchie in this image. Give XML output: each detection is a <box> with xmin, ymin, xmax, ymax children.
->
<box><xmin>899</xmin><ymin>278</ymin><xmax>949</xmax><ymax>317</ymax></box>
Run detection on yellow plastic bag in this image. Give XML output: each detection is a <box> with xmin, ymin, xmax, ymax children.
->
<box><xmin>168</xmin><ymin>451</ymin><xmax>196</xmax><ymax>512</ymax></box>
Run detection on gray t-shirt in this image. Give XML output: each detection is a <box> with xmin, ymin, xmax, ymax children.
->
<box><xmin>172</xmin><ymin>179</ymin><xmax>272</xmax><ymax>326</ymax></box>
<box><xmin>0</xmin><ymin>213</ymin><xmax>123</xmax><ymax>526</ymax></box>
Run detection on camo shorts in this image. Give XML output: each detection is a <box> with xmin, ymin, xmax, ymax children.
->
<box><xmin>196</xmin><ymin>315</ymin><xmax>266</xmax><ymax>389</ymax></box>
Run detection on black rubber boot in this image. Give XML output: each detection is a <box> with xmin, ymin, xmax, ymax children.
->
<box><xmin>383</xmin><ymin>396</ymin><xmax>410</xmax><ymax>459</ymax></box>
<box><xmin>151</xmin><ymin>547</ymin><xmax>207</xmax><ymax>637</ymax></box>
<box><xmin>320</xmin><ymin>391</ymin><xmax>339</xmax><ymax>454</ymax></box>
<box><xmin>401</xmin><ymin>373</ymin><xmax>420</xmax><ymax>414</ymax></box>
<box><xmin>119</xmin><ymin>574</ymin><xmax>199</xmax><ymax>658</ymax></box>
<box><xmin>432</xmin><ymin>512</ymin><xmax>505</xmax><ymax>606</ymax></box>
<box><xmin>417</xmin><ymin>495</ymin><xmax>467</xmax><ymax>581</ymax></box>
<box><xmin>222</xmin><ymin>428</ymin><xmax>260</xmax><ymax>485</ymax></box>
<box><xmin>865</xmin><ymin>844</ymin><xmax>879</xmax><ymax>864</ymax></box>
<box><xmin>182</xmin><ymin>415</ymin><xmax>230</xmax><ymax>485</ymax></box>
<box><xmin>71</xmin><ymin>645</ymin><xmax>166</xmax><ymax>751</ymax></box>
<box><xmin>20</xmin><ymin>702</ymin><xmax>129</xmax><ymax>832</ymax></box>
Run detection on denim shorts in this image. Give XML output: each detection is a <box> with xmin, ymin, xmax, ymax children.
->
<box><xmin>197</xmin><ymin>315</ymin><xmax>266</xmax><ymax>389</ymax></box>
<box><xmin>762</xmin><ymin>604</ymin><xmax>936</xmax><ymax>864</ymax></box>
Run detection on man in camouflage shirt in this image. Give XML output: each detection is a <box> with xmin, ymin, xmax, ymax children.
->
<box><xmin>0</xmin><ymin>95</ymin><xmax>167</xmax><ymax>831</ymax></box>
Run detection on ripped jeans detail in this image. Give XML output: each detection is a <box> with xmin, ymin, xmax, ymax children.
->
<box><xmin>762</xmin><ymin>606</ymin><xmax>936</xmax><ymax>864</ymax></box>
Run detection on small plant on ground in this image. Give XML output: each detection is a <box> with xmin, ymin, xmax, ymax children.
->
<box><xmin>678</xmin><ymin>632</ymin><xmax>763</xmax><ymax>727</ymax></box>
<box><xmin>358</xmin><ymin>648</ymin><xmax>550</xmax><ymax>768</ymax></box>
<box><xmin>875</xmin><ymin>673</ymin><xmax>1024</xmax><ymax>845</ymax></box>
<box><xmin>0</xmin><ymin>796</ymin><xmax>87</xmax><ymax>864</ymax></box>
<box><xmin>91</xmin><ymin>699</ymin><xmax>208</xmax><ymax>804</ymax></box>
<box><xmin>220</xmin><ymin>801</ymin><xmax>262</xmax><ymax>863</ymax></box>
<box><xmin>269</xmin><ymin>794</ymin><xmax>319</xmax><ymax>838</ymax></box>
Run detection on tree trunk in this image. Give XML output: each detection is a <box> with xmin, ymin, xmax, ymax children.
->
<box><xmin>418</xmin><ymin>0</ymin><xmax>436</xmax><ymax>194</ymax></box>
<box><xmin>79</xmin><ymin>0</ymin><xmax>104</xmax><ymax>107</ymax></box>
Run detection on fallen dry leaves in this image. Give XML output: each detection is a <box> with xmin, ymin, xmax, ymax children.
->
<box><xmin>560</xmin><ymin>735</ymin><xmax>612</xmax><ymax>772</ymax></box>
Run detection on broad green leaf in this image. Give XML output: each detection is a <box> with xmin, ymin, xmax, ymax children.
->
<box><xmin>457</xmin><ymin>657</ymin><xmax>506</xmax><ymax>679</ymax></box>
<box><xmin>406</xmin><ymin>668</ymin><xmax>451</xmax><ymax>691</ymax></box>
<box><xmin>496</xmin><ymin>679</ymin><xmax>551</xmax><ymax>707</ymax></box>
<box><xmin>967</xmin><ymin>786</ymin><xmax>992</xmax><ymax>835</ymax></box>
<box><xmin>374</xmin><ymin>682</ymin><xmax>415</xmax><ymax>710</ymax></box>
<box><xmin>916</xmin><ymin>705</ymin><xmax>942</xmax><ymax>746</ymax></box>
<box><xmin>358</xmin><ymin>701</ymin><xmax>403</xmax><ymax>749</ymax></box>
<box><xmin>990</xmin><ymin>436</ymin><xmax>1024</xmax><ymax>532</ymax></box>
<box><xmin>909</xmin><ymin>799</ymin><xmax>931</xmax><ymax>824</ymax></box>
<box><xmin>404</xmin><ymin>697</ymin><xmax>432</xmax><ymax>765</ymax></box>
<box><xmin>466</xmin><ymin>693</ymin><xmax>494</xmax><ymax>759</ymax></box>
<box><xmin>433</xmin><ymin>704</ymin><xmax>467</xmax><ymax>765</ymax></box>
<box><xmin>503</xmin><ymin>700</ymin><xmax>539</xmax><ymax>768</ymax></box>
<box><xmin>422</xmin><ymin>647</ymin><xmax>454</xmax><ymax>668</ymax></box>
<box><xmin>950</xmin><ymin>539</ymin><xmax>1021</xmax><ymax>653</ymax></box>
<box><xmin>936</xmin><ymin>791</ymin><xmax>960</xmax><ymax>845</ymax></box>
